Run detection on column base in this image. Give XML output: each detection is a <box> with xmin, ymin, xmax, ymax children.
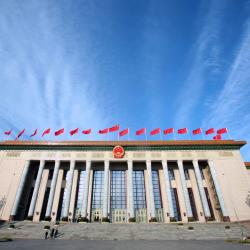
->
<box><xmin>170</xmin><ymin>217</ymin><xmax>177</xmax><ymax>222</ymax></box>
<box><xmin>44</xmin><ymin>216</ymin><xmax>51</xmax><ymax>221</ymax></box>
<box><xmin>188</xmin><ymin>217</ymin><xmax>195</xmax><ymax>222</ymax></box>
<box><xmin>9</xmin><ymin>215</ymin><xmax>16</xmax><ymax>221</ymax></box>
<box><xmin>149</xmin><ymin>217</ymin><xmax>157</xmax><ymax>223</ymax></box>
<box><xmin>26</xmin><ymin>216</ymin><xmax>33</xmax><ymax>221</ymax></box>
<box><xmin>128</xmin><ymin>217</ymin><xmax>136</xmax><ymax>223</ymax></box>
<box><xmin>205</xmin><ymin>217</ymin><xmax>214</xmax><ymax>222</ymax></box>
<box><xmin>223</xmin><ymin>216</ymin><xmax>230</xmax><ymax>222</ymax></box>
<box><xmin>101</xmin><ymin>217</ymin><xmax>110</xmax><ymax>223</ymax></box>
<box><xmin>61</xmin><ymin>216</ymin><xmax>68</xmax><ymax>222</ymax></box>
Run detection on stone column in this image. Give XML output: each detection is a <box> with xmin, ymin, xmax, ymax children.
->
<box><xmin>127</xmin><ymin>160</ymin><xmax>135</xmax><ymax>219</ymax></box>
<box><xmin>193</xmin><ymin>160</ymin><xmax>211</xmax><ymax>218</ymax></box>
<box><xmin>62</xmin><ymin>160</ymin><xmax>75</xmax><ymax>219</ymax></box>
<box><xmin>177</xmin><ymin>160</ymin><xmax>193</xmax><ymax>218</ymax></box>
<box><xmin>27</xmin><ymin>160</ymin><xmax>45</xmax><ymax>218</ymax></box>
<box><xmin>81</xmin><ymin>160</ymin><xmax>91</xmax><ymax>218</ymax></box>
<box><xmin>102</xmin><ymin>160</ymin><xmax>109</xmax><ymax>218</ymax></box>
<box><xmin>10</xmin><ymin>160</ymin><xmax>30</xmax><ymax>220</ymax></box>
<box><xmin>162</xmin><ymin>160</ymin><xmax>175</xmax><ymax>219</ymax></box>
<box><xmin>146</xmin><ymin>160</ymin><xmax>156</xmax><ymax>219</ymax></box>
<box><xmin>208</xmin><ymin>160</ymin><xmax>229</xmax><ymax>218</ymax></box>
<box><xmin>45</xmin><ymin>160</ymin><xmax>60</xmax><ymax>218</ymax></box>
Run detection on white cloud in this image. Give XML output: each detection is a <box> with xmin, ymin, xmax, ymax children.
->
<box><xmin>0</xmin><ymin>1</ymin><xmax>113</xmax><ymax>141</ymax></box>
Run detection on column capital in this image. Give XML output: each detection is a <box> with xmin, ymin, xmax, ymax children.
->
<box><xmin>104</xmin><ymin>160</ymin><xmax>109</xmax><ymax>167</ymax></box>
<box><xmin>177</xmin><ymin>160</ymin><xmax>183</xmax><ymax>166</ymax></box>
<box><xmin>161</xmin><ymin>160</ymin><xmax>168</xmax><ymax>166</ymax></box>
<box><xmin>192</xmin><ymin>159</ymin><xmax>199</xmax><ymax>165</ymax></box>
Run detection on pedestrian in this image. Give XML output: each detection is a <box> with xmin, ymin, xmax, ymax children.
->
<box><xmin>44</xmin><ymin>230</ymin><xmax>48</xmax><ymax>240</ymax></box>
<box><xmin>54</xmin><ymin>229</ymin><xmax>58</xmax><ymax>238</ymax></box>
<box><xmin>50</xmin><ymin>228</ymin><xmax>55</xmax><ymax>238</ymax></box>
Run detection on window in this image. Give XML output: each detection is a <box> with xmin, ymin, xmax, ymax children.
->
<box><xmin>91</xmin><ymin>170</ymin><xmax>104</xmax><ymax>209</ymax></box>
<box><xmin>110</xmin><ymin>171</ymin><xmax>126</xmax><ymax>209</ymax></box>
<box><xmin>152</xmin><ymin>170</ymin><xmax>162</xmax><ymax>209</ymax></box>
<box><xmin>76</xmin><ymin>170</ymin><xmax>86</xmax><ymax>210</ymax></box>
<box><xmin>200</xmin><ymin>168</ymin><xmax>205</xmax><ymax>180</ymax></box>
<box><xmin>171</xmin><ymin>188</ymin><xmax>181</xmax><ymax>221</ymax></box>
<box><xmin>168</xmin><ymin>169</ymin><xmax>175</xmax><ymax>180</ymax></box>
<box><xmin>133</xmin><ymin>171</ymin><xmax>146</xmax><ymax>209</ymax></box>
<box><xmin>184</xmin><ymin>168</ymin><xmax>190</xmax><ymax>180</ymax></box>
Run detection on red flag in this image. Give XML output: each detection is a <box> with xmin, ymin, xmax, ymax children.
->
<box><xmin>217</xmin><ymin>128</ymin><xmax>228</xmax><ymax>134</ymax></box>
<box><xmin>4</xmin><ymin>130</ymin><xmax>12</xmax><ymax>135</ymax></box>
<box><xmin>55</xmin><ymin>128</ymin><xmax>64</xmax><ymax>136</ymax></box>
<box><xmin>136</xmin><ymin>128</ymin><xmax>146</xmax><ymax>135</ymax></box>
<box><xmin>119</xmin><ymin>128</ymin><xmax>129</xmax><ymax>137</ymax></box>
<box><xmin>109</xmin><ymin>124</ymin><xmax>120</xmax><ymax>132</ymax></box>
<box><xmin>30</xmin><ymin>129</ymin><xmax>37</xmax><ymax>137</ymax></box>
<box><xmin>164</xmin><ymin>128</ymin><xmax>174</xmax><ymax>135</ymax></box>
<box><xmin>205</xmin><ymin>128</ymin><xmax>214</xmax><ymax>135</ymax></box>
<box><xmin>15</xmin><ymin>129</ymin><xmax>25</xmax><ymax>140</ymax></box>
<box><xmin>99</xmin><ymin>128</ymin><xmax>108</xmax><ymax>134</ymax></box>
<box><xmin>82</xmin><ymin>128</ymin><xmax>91</xmax><ymax>134</ymax></box>
<box><xmin>42</xmin><ymin>128</ymin><xmax>51</xmax><ymax>137</ymax></box>
<box><xmin>150</xmin><ymin>128</ymin><xmax>160</xmax><ymax>136</ymax></box>
<box><xmin>213</xmin><ymin>134</ymin><xmax>222</xmax><ymax>140</ymax></box>
<box><xmin>70</xmin><ymin>128</ymin><xmax>79</xmax><ymax>136</ymax></box>
<box><xmin>177</xmin><ymin>128</ymin><xmax>188</xmax><ymax>134</ymax></box>
<box><xmin>192</xmin><ymin>128</ymin><xmax>202</xmax><ymax>135</ymax></box>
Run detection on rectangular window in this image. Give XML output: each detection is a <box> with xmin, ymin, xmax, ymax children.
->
<box><xmin>152</xmin><ymin>170</ymin><xmax>162</xmax><ymax>209</ymax></box>
<box><xmin>133</xmin><ymin>171</ymin><xmax>146</xmax><ymax>209</ymax></box>
<box><xmin>110</xmin><ymin>170</ymin><xmax>126</xmax><ymax>209</ymax></box>
<box><xmin>184</xmin><ymin>168</ymin><xmax>190</xmax><ymax>180</ymax></box>
<box><xmin>76</xmin><ymin>170</ymin><xmax>86</xmax><ymax>209</ymax></box>
<box><xmin>187</xmin><ymin>188</ymin><xmax>198</xmax><ymax>220</ymax></box>
<box><xmin>91</xmin><ymin>170</ymin><xmax>104</xmax><ymax>209</ymax></box>
<box><xmin>171</xmin><ymin>188</ymin><xmax>181</xmax><ymax>221</ymax></box>
<box><xmin>168</xmin><ymin>169</ymin><xmax>175</xmax><ymax>180</ymax></box>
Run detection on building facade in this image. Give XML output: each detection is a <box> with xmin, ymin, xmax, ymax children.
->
<box><xmin>0</xmin><ymin>140</ymin><xmax>250</xmax><ymax>223</ymax></box>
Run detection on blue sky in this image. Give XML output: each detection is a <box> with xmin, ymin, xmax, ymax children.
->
<box><xmin>0</xmin><ymin>0</ymin><xmax>250</xmax><ymax>159</ymax></box>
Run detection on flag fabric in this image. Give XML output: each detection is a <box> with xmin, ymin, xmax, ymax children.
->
<box><xmin>213</xmin><ymin>134</ymin><xmax>222</xmax><ymax>140</ymax></box>
<box><xmin>205</xmin><ymin>128</ymin><xmax>214</xmax><ymax>135</ymax></box>
<box><xmin>30</xmin><ymin>129</ymin><xmax>37</xmax><ymax>137</ymax></box>
<box><xmin>177</xmin><ymin>128</ymin><xmax>188</xmax><ymax>134</ymax></box>
<box><xmin>99</xmin><ymin>128</ymin><xmax>108</xmax><ymax>134</ymax></box>
<box><xmin>136</xmin><ymin>128</ymin><xmax>146</xmax><ymax>135</ymax></box>
<box><xmin>4</xmin><ymin>130</ymin><xmax>12</xmax><ymax>135</ymax></box>
<box><xmin>55</xmin><ymin>128</ymin><xmax>64</xmax><ymax>136</ymax></box>
<box><xmin>42</xmin><ymin>128</ymin><xmax>51</xmax><ymax>137</ymax></box>
<box><xmin>109</xmin><ymin>124</ymin><xmax>120</xmax><ymax>132</ymax></box>
<box><xmin>82</xmin><ymin>128</ymin><xmax>91</xmax><ymax>134</ymax></box>
<box><xmin>217</xmin><ymin>128</ymin><xmax>228</xmax><ymax>134</ymax></box>
<box><xmin>70</xmin><ymin>128</ymin><xmax>79</xmax><ymax>136</ymax></box>
<box><xmin>15</xmin><ymin>129</ymin><xmax>25</xmax><ymax>140</ymax></box>
<box><xmin>150</xmin><ymin>128</ymin><xmax>160</xmax><ymax>136</ymax></box>
<box><xmin>119</xmin><ymin>128</ymin><xmax>129</xmax><ymax>137</ymax></box>
<box><xmin>164</xmin><ymin>128</ymin><xmax>174</xmax><ymax>135</ymax></box>
<box><xmin>192</xmin><ymin>128</ymin><xmax>202</xmax><ymax>135</ymax></box>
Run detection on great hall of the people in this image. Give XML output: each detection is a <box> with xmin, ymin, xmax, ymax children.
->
<box><xmin>0</xmin><ymin>140</ymin><xmax>250</xmax><ymax>224</ymax></box>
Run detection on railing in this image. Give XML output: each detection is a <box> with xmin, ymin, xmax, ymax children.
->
<box><xmin>111</xmin><ymin>209</ymin><xmax>127</xmax><ymax>223</ymax></box>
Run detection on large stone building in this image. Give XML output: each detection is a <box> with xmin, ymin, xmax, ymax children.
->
<box><xmin>0</xmin><ymin>140</ymin><xmax>250</xmax><ymax>224</ymax></box>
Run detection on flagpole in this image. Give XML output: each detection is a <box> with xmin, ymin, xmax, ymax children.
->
<box><xmin>160</xmin><ymin>131</ymin><xmax>162</xmax><ymax>141</ymax></box>
<box><xmin>201</xmin><ymin>129</ymin><xmax>204</xmax><ymax>140</ymax></box>
<box><xmin>227</xmin><ymin>128</ymin><xmax>232</xmax><ymax>140</ymax></box>
<box><xmin>173</xmin><ymin>130</ymin><xmax>176</xmax><ymax>141</ymax></box>
<box><xmin>187</xmin><ymin>129</ymin><xmax>191</xmax><ymax>140</ymax></box>
<box><xmin>145</xmin><ymin>128</ymin><xmax>148</xmax><ymax>142</ymax></box>
<box><xmin>128</xmin><ymin>128</ymin><xmax>130</xmax><ymax>141</ymax></box>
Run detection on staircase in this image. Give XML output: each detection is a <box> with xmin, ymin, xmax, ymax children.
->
<box><xmin>0</xmin><ymin>221</ymin><xmax>250</xmax><ymax>240</ymax></box>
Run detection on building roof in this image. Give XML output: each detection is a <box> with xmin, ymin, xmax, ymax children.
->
<box><xmin>0</xmin><ymin>140</ymin><xmax>246</xmax><ymax>151</ymax></box>
<box><xmin>245</xmin><ymin>162</ymin><xmax>250</xmax><ymax>170</ymax></box>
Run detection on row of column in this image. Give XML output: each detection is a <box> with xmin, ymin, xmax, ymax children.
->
<box><xmin>10</xmin><ymin>159</ymin><xmax>228</xmax><ymax>221</ymax></box>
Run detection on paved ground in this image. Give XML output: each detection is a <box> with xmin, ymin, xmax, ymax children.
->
<box><xmin>0</xmin><ymin>239</ymin><xmax>250</xmax><ymax>250</ymax></box>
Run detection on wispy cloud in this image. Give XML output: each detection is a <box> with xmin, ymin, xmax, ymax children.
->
<box><xmin>174</xmin><ymin>0</ymin><xmax>225</xmax><ymax>127</ymax></box>
<box><xmin>202</xmin><ymin>18</ymin><xmax>250</xmax><ymax>158</ymax></box>
<box><xmin>0</xmin><ymin>1</ymin><xmax>113</xmax><ymax>140</ymax></box>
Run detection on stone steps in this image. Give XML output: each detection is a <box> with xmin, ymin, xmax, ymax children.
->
<box><xmin>0</xmin><ymin>221</ymin><xmax>250</xmax><ymax>240</ymax></box>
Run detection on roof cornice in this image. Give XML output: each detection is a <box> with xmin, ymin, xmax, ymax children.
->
<box><xmin>0</xmin><ymin>140</ymin><xmax>246</xmax><ymax>151</ymax></box>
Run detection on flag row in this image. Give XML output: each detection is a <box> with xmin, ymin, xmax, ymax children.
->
<box><xmin>3</xmin><ymin>126</ymin><xmax>228</xmax><ymax>140</ymax></box>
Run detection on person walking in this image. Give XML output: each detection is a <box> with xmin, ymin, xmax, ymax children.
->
<box><xmin>44</xmin><ymin>230</ymin><xmax>48</xmax><ymax>240</ymax></box>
